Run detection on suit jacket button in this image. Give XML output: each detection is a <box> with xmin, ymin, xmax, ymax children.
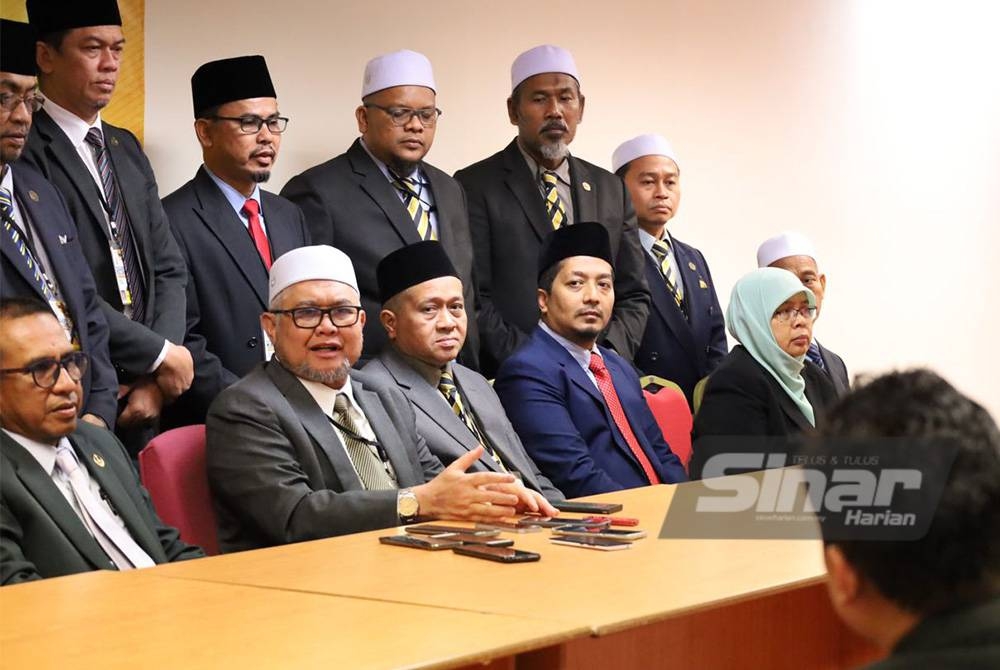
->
<box><xmin>650</xmin><ymin>352</ymin><xmax>659</xmax><ymax>361</ymax></box>
<box><xmin>247</xmin><ymin>337</ymin><xmax>258</xmax><ymax>348</ymax></box>
<box><xmin>705</xmin><ymin>346</ymin><xmax>711</xmax><ymax>354</ymax></box>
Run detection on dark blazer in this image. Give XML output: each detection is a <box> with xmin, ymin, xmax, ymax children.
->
<box><xmin>1</xmin><ymin>164</ymin><xmax>117</xmax><ymax>427</ymax></box>
<box><xmin>816</xmin><ymin>340</ymin><xmax>850</xmax><ymax>396</ymax></box>
<box><xmin>280</xmin><ymin>139</ymin><xmax>478</xmax><ymax>368</ymax></box>
<box><xmin>0</xmin><ymin>423</ymin><xmax>204</xmax><ymax>585</ymax></box>
<box><xmin>206</xmin><ymin>360</ymin><xmax>445</xmax><ymax>553</ymax></box>
<box><xmin>494</xmin><ymin>327</ymin><xmax>687</xmax><ymax>498</ymax></box>
<box><xmin>363</xmin><ymin>346</ymin><xmax>564</xmax><ymax>501</ymax></box>
<box><xmin>455</xmin><ymin>139</ymin><xmax>650</xmax><ymax>377</ymax></box>
<box><xmin>634</xmin><ymin>237</ymin><xmax>727</xmax><ymax>406</ymax></box>
<box><xmin>22</xmin><ymin>110</ymin><xmax>187</xmax><ymax>378</ymax></box>
<box><xmin>162</xmin><ymin>167</ymin><xmax>310</xmax><ymax>426</ymax></box>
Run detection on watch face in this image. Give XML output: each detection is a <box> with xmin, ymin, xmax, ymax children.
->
<box><xmin>399</xmin><ymin>493</ymin><xmax>419</xmax><ymax>518</ymax></box>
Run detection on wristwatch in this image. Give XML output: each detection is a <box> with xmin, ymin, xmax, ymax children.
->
<box><xmin>397</xmin><ymin>488</ymin><xmax>420</xmax><ymax>523</ymax></box>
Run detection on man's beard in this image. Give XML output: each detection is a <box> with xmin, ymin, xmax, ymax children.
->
<box><xmin>251</xmin><ymin>170</ymin><xmax>271</xmax><ymax>183</ymax></box>
<box><xmin>386</xmin><ymin>158</ymin><xmax>419</xmax><ymax>177</ymax></box>
<box><xmin>291</xmin><ymin>360</ymin><xmax>351</xmax><ymax>387</ymax></box>
<box><xmin>538</xmin><ymin>140</ymin><xmax>569</xmax><ymax>163</ymax></box>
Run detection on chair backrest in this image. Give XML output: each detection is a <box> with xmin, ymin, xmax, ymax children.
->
<box><xmin>138</xmin><ymin>425</ymin><xmax>219</xmax><ymax>556</ymax></box>
<box><xmin>693</xmin><ymin>375</ymin><xmax>710</xmax><ymax>417</ymax></box>
<box><xmin>643</xmin><ymin>385</ymin><xmax>693</xmax><ymax>472</ymax></box>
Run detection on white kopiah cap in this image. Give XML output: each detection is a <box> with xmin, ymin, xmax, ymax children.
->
<box><xmin>510</xmin><ymin>44</ymin><xmax>579</xmax><ymax>91</ymax></box>
<box><xmin>611</xmin><ymin>133</ymin><xmax>679</xmax><ymax>173</ymax></box>
<box><xmin>269</xmin><ymin>245</ymin><xmax>359</xmax><ymax>306</ymax></box>
<box><xmin>361</xmin><ymin>49</ymin><xmax>436</xmax><ymax>98</ymax></box>
<box><xmin>756</xmin><ymin>231</ymin><xmax>819</xmax><ymax>268</ymax></box>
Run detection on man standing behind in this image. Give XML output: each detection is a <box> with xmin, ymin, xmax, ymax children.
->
<box><xmin>22</xmin><ymin>0</ymin><xmax>193</xmax><ymax>444</ymax></box>
<box><xmin>494</xmin><ymin>223</ymin><xmax>686</xmax><ymax>498</ymax></box>
<box><xmin>363</xmin><ymin>241</ymin><xmax>563</xmax><ymax>502</ymax></box>
<box><xmin>1</xmin><ymin>298</ymin><xmax>204</xmax><ymax>585</ymax></box>
<box><xmin>1</xmin><ymin>18</ymin><xmax>116</xmax><ymax>429</ymax></box>
<box><xmin>613</xmin><ymin>134</ymin><xmax>727</xmax><ymax>405</ymax></box>
<box><xmin>455</xmin><ymin>45</ymin><xmax>649</xmax><ymax>377</ymax></box>
<box><xmin>162</xmin><ymin>55</ymin><xmax>309</xmax><ymax>427</ymax></box>
<box><xmin>282</xmin><ymin>50</ymin><xmax>478</xmax><ymax>368</ymax></box>
<box><xmin>756</xmin><ymin>231</ymin><xmax>849</xmax><ymax>395</ymax></box>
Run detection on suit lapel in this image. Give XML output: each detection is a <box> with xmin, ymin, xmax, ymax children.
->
<box><xmin>351</xmin><ymin>379</ymin><xmax>421</xmax><ymax>484</ymax></box>
<box><xmin>644</xmin><ymin>255</ymin><xmax>699</xmax><ymax>360</ymax></box>
<box><xmin>191</xmin><ymin>168</ymin><xmax>269</xmax><ymax>307</ymax></box>
<box><xmin>260</xmin><ymin>191</ymin><xmax>299</xmax><ymax>259</ymax></box>
<box><xmin>568</xmin><ymin>157</ymin><xmax>597</xmax><ymax>223</ymax></box>
<box><xmin>348</xmin><ymin>140</ymin><xmax>421</xmax><ymax>246</ymax></box>
<box><xmin>535</xmin><ymin>328</ymin><xmax>605</xmax><ymax>407</ymax></box>
<box><xmin>452</xmin><ymin>365</ymin><xmax>513</xmax><ymax>474</ymax></box>
<box><xmin>2</xmin><ymin>434</ymin><xmax>111</xmax><ymax>569</ymax></box>
<box><xmin>773</xmin><ymin>380</ymin><xmax>813</xmax><ymax>431</ymax></box>
<box><xmin>501</xmin><ymin>140</ymin><xmax>551</xmax><ymax>243</ymax></box>
<box><xmin>0</xmin><ymin>194</ymin><xmax>46</xmax><ymax>296</ymax></box>
<box><xmin>422</xmin><ymin>167</ymin><xmax>452</xmax><ymax>247</ymax></box>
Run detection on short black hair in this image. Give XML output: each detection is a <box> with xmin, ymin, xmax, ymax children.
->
<box><xmin>818</xmin><ymin>369</ymin><xmax>1000</xmax><ymax>614</ymax></box>
<box><xmin>537</xmin><ymin>260</ymin><xmax>563</xmax><ymax>293</ymax></box>
<box><xmin>196</xmin><ymin>103</ymin><xmax>220</xmax><ymax>120</ymax></box>
<box><xmin>614</xmin><ymin>164</ymin><xmax>630</xmax><ymax>179</ymax></box>
<box><xmin>38</xmin><ymin>29</ymin><xmax>70</xmax><ymax>51</ymax></box>
<box><xmin>0</xmin><ymin>296</ymin><xmax>52</xmax><ymax>321</ymax></box>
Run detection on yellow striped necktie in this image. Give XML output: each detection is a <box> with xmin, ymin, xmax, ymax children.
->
<box><xmin>541</xmin><ymin>170</ymin><xmax>567</xmax><ymax>229</ymax></box>
<box><xmin>390</xmin><ymin>172</ymin><xmax>435</xmax><ymax>241</ymax></box>
<box><xmin>438</xmin><ymin>370</ymin><xmax>508</xmax><ymax>472</ymax></box>
<box><xmin>650</xmin><ymin>238</ymin><xmax>686</xmax><ymax>312</ymax></box>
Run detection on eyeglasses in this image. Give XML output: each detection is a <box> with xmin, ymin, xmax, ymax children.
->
<box><xmin>207</xmin><ymin>115</ymin><xmax>289</xmax><ymax>134</ymax></box>
<box><xmin>0</xmin><ymin>92</ymin><xmax>44</xmax><ymax>114</ymax></box>
<box><xmin>364</xmin><ymin>104</ymin><xmax>442</xmax><ymax>128</ymax></box>
<box><xmin>0</xmin><ymin>351</ymin><xmax>89</xmax><ymax>389</ymax></box>
<box><xmin>271</xmin><ymin>305</ymin><xmax>363</xmax><ymax>329</ymax></box>
<box><xmin>772</xmin><ymin>306</ymin><xmax>817</xmax><ymax>323</ymax></box>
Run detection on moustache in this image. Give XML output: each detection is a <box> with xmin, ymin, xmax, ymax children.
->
<box><xmin>541</xmin><ymin>121</ymin><xmax>569</xmax><ymax>133</ymax></box>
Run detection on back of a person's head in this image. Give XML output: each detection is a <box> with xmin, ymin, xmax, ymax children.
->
<box><xmin>820</xmin><ymin>369</ymin><xmax>1000</xmax><ymax>614</ymax></box>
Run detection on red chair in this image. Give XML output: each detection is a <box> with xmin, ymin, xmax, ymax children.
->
<box><xmin>642</xmin><ymin>382</ymin><xmax>694</xmax><ymax>473</ymax></box>
<box><xmin>139</xmin><ymin>425</ymin><xmax>220</xmax><ymax>556</ymax></box>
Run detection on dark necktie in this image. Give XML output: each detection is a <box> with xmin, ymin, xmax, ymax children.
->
<box><xmin>241</xmin><ymin>199</ymin><xmax>272</xmax><ymax>270</ymax></box>
<box><xmin>541</xmin><ymin>170</ymin><xmax>567</xmax><ymax>229</ymax></box>
<box><xmin>84</xmin><ymin>127</ymin><xmax>145</xmax><ymax>322</ymax></box>
<box><xmin>650</xmin><ymin>237</ymin><xmax>687</xmax><ymax>317</ymax></box>
<box><xmin>806</xmin><ymin>342</ymin><xmax>827</xmax><ymax>372</ymax></box>
<box><xmin>588</xmin><ymin>352</ymin><xmax>660</xmax><ymax>485</ymax></box>
<box><xmin>438</xmin><ymin>369</ymin><xmax>508</xmax><ymax>472</ymax></box>
<box><xmin>390</xmin><ymin>172</ymin><xmax>434</xmax><ymax>241</ymax></box>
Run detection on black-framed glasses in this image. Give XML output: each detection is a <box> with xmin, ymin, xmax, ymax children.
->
<box><xmin>364</xmin><ymin>104</ymin><xmax>442</xmax><ymax>128</ymax></box>
<box><xmin>207</xmin><ymin>115</ymin><xmax>289</xmax><ymax>134</ymax></box>
<box><xmin>772</xmin><ymin>306</ymin><xmax>817</xmax><ymax>323</ymax></box>
<box><xmin>0</xmin><ymin>351</ymin><xmax>89</xmax><ymax>389</ymax></box>
<box><xmin>271</xmin><ymin>305</ymin><xmax>362</xmax><ymax>329</ymax></box>
<box><xmin>0</xmin><ymin>92</ymin><xmax>44</xmax><ymax>114</ymax></box>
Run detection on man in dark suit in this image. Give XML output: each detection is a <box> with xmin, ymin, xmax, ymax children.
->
<box><xmin>162</xmin><ymin>55</ymin><xmax>309</xmax><ymax>427</ymax></box>
<box><xmin>281</xmin><ymin>50</ymin><xmax>478</xmax><ymax>368</ymax></box>
<box><xmin>1</xmin><ymin>18</ymin><xmax>116</xmax><ymax>429</ymax></box>
<box><xmin>757</xmin><ymin>231</ymin><xmax>849</xmax><ymax>395</ymax></box>
<box><xmin>362</xmin><ymin>241</ymin><xmax>563</xmax><ymax>502</ymax></box>
<box><xmin>613</xmin><ymin>134</ymin><xmax>727</xmax><ymax>406</ymax></box>
<box><xmin>22</xmin><ymin>0</ymin><xmax>193</xmax><ymax>444</ymax></box>
<box><xmin>494</xmin><ymin>223</ymin><xmax>686</xmax><ymax>498</ymax></box>
<box><xmin>817</xmin><ymin>370</ymin><xmax>1000</xmax><ymax>668</ymax></box>
<box><xmin>206</xmin><ymin>246</ymin><xmax>547</xmax><ymax>552</ymax></box>
<box><xmin>455</xmin><ymin>45</ymin><xmax>649</xmax><ymax>377</ymax></box>
<box><xmin>0</xmin><ymin>298</ymin><xmax>203</xmax><ymax>585</ymax></box>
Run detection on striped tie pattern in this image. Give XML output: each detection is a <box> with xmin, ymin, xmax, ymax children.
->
<box><xmin>806</xmin><ymin>342</ymin><xmax>827</xmax><ymax>372</ymax></box>
<box><xmin>438</xmin><ymin>370</ymin><xmax>508</xmax><ymax>472</ymax></box>
<box><xmin>84</xmin><ymin>127</ymin><xmax>146</xmax><ymax>323</ymax></box>
<box><xmin>1</xmin><ymin>187</ymin><xmax>77</xmax><ymax>342</ymax></box>
<box><xmin>391</xmin><ymin>173</ymin><xmax>435</xmax><ymax>241</ymax></box>
<box><xmin>541</xmin><ymin>170</ymin><xmax>566</xmax><ymax>229</ymax></box>
<box><xmin>650</xmin><ymin>238</ymin><xmax>686</xmax><ymax>313</ymax></box>
<box><xmin>333</xmin><ymin>394</ymin><xmax>397</xmax><ymax>490</ymax></box>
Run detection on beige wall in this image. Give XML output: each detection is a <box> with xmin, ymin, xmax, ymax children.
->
<box><xmin>145</xmin><ymin>0</ymin><xmax>1000</xmax><ymax>417</ymax></box>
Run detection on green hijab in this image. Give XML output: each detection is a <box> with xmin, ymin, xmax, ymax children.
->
<box><xmin>726</xmin><ymin>267</ymin><xmax>818</xmax><ymax>426</ymax></box>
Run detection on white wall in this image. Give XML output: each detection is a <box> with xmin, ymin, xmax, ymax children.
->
<box><xmin>145</xmin><ymin>0</ymin><xmax>1000</xmax><ymax>417</ymax></box>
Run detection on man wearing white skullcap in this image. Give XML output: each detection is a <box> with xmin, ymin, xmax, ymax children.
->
<box><xmin>612</xmin><ymin>134</ymin><xmax>727</xmax><ymax>406</ymax></box>
<box><xmin>282</xmin><ymin>50</ymin><xmax>478</xmax><ymax>370</ymax></box>
<box><xmin>756</xmin><ymin>231</ymin><xmax>849</xmax><ymax>395</ymax></box>
<box><xmin>206</xmin><ymin>246</ymin><xmax>545</xmax><ymax>552</ymax></box>
<box><xmin>455</xmin><ymin>44</ymin><xmax>650</xmax><ymax>378</ymax></box>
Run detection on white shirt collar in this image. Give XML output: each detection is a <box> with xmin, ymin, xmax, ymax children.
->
<box><xmin>359</xmin><ymin>137</ymin><xmax>420</xmax><ymax>182</ymax></box>
<box><xmin>638</xmin><ymin>227</ymin><xmax>674</xmax><ymax>254</ymax></box>
<box><xmin>297</xmin><ymin>375</ymin><xmax>360</xmax><ymax>418</ymax></box>
<box><xmin>2</xmin><ymin>429</ymin><xmax>66</xmax><ymax>476</ymax></box>
<box><xmin>42</xmin><ymin>97</ymin><xmax>103</xmax><ymax>148</ymax></box>
<box><xmin>204</xmin><ymin>165</ymin><xmax>262</xmax><ymax>216</ymax></box>
<box><xmin>0</xmin><ymin>165</ymin><xmax>14</xmax><ymax>195</ymax></box>
<box><xmin>539</xmin><ymin>320</ymin><xmax>600</xmax><ymax>370</ymax></box>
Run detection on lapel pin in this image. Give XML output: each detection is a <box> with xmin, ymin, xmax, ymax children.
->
<box><xmin>699</xmin><ymin>279</ymin><xmax>708</xmax><ymax>289</ymax></box>
<box><xmin>110</xmin><ymin>136</ymin><xmax>120</xmax><ymax>146</ymax></box>
<box><xmin>28</xmin><ymin>190</ymin><xmax>39</xmax><ymax>202</ymax></box>
<box><xmin>92</xmin><ymin>453</ymin><xmax>106</xmax><ymax>468</ymax></box>
<box><xmin>582</xmin><ymin>181</ymin><xmax>592</xmax><ymax>191</ymax></box>
<box><xmin>688</xmin><ymin>262</ymin><xmax>696</xmax><ymax>270</ymax></box>
<box><xmin>59</xmin><ymin>235</ymin><xmax>68</xmax><ymax>244</ymax></box>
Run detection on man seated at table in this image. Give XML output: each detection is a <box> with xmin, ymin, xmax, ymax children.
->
<box><xmin>363</xmin><ymin>241</ymin><xmax>563</xmax><ymax>502</ymax></box>
<box><xmin>818</xmin><ymin>369</ymin><xmax>1000</xmax><ymax>668</ymax></box>
<box><xmin>0</xmin><ymin>298</ymin><xmax>204</xmax><ymax>585</ymax></box>
<box><xmin>494</xmin><ymin>223</ymin><xmax>687</xmax><ymax>498</ymax></box>
<box><xmin>206</xmin><ymin>245</ymin><xmax>550</xmax><ymax>552</ymax></box>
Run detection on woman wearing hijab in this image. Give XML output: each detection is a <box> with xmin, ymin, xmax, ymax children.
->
<box><xmin>691</xmin><ymin>268</ymin><xmax>838</xmax><ymax>477</ymax></box>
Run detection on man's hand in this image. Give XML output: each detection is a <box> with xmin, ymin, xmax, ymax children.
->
<box><xmin>481</xmin><ymin>482</ymin><xmax>560</xmax><ymax>518</ymax></box>
<box><xmin>413</xmin><ymin>447</ymin><xmax>524</xmax><ymax>522</ymax></box>
<box><xmin>80</xmin><ymin>413</ymin><xmax>108</xmax><ymax>429</ymax></box>
<box><xmin>118</xmin><ymin>379</ymin><xmax>164</xmax><ymax>428</ymax></box>
<box><xmin>155</xmin><ymin>342</ymin><xmax>194</xmax><ymax>401</ymax></box>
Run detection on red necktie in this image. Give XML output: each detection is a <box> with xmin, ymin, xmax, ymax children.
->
<box><xmin>241</xmin><ymin>198</ymin><xmax>272</xmax><ymax>270</ymax></box>
<box><xmin>588</xmin><ymin>352</ymin><xmax>660</xmax><ymax>485</ymax></box>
